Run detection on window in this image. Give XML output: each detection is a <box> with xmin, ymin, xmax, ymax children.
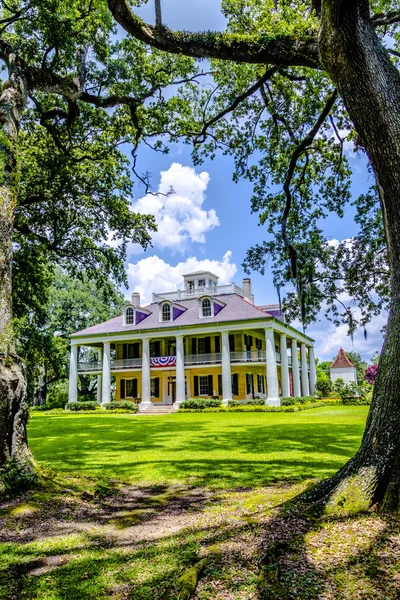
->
<box><xmin>208</xmin><ymin>279</ymin><xmax>214</xmax><ymax>287</ymax></box>
<box><xmin>162</xmin><ymin>303</ymin><xmax>171</xmax><ymax>321</ymax></box>
<box><xmin>126</xmin><ymin>307</ymin><xmax>134</xmax><ymax>325</ymax></box>
<box><xmin>126</xmin><ymin>379</ymin><xmax>138</xmax><ymax>398</ymax></box>
<box><xmin>199</xmin><ymin>375</ymin><xmax>209</xmax><ymax>395</ymax></box>
<box><xmin>257</xmin><ymin>374</ymin><xmax>265</xmax><ymax>394</ymax></box>
<box><xmin>187</xmin><ymin>280</ymin><xmax>194</xmax><ymax>290</ymax></box>
<box><xmin>151</xmin><ymin>378</ymin><xmax>160</xmax><ymax>398</ymax></box>
<box><xmin>202</xmin><ymin>298</ymin><xmax>212</xmax><ymax>317</ymax></box>
<box><xmin>198</xmin><ymin>279</ymin><xmax>205</xmax><ymax>288</ymax></box>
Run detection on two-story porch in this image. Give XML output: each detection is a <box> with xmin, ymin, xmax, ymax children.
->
<box><xmin>70</xmin><ymin>326</ymin><xmax>316</xmax><ymax>409</ymax></box>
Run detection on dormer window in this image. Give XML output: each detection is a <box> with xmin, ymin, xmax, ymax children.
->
<box><xmin>198</xmin><ymin>295</ymin><xmax>226</xmax><ymax>319</ymax></box>
<box><xmin>202</xmin><ymin>298</ymin><xmax>212</xmax><ymax>317</ymax></box>
<box><xmin>198</xmin><ymin>279</ymin><xmax>205</xmax><ymax>288</ymax></box>
<box><xmin>162</xmin><ymin>303</ymin><xmax>171</xmax><ymax>322</ymax></box>
<box><xmin>126</xmin><ymin>307</ymin><xmax>135</xmax><ymax>325</ymax></box>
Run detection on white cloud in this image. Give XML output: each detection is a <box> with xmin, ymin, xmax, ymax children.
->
<box><xmin>131</xmin><ymin>163</ymin><xmax>219</xmax><ymax>253</ymax></box>
<box><xmin>126</xmin><ymin>251</ymin><xmax>237</xmax><ymax>305</ymax></box>
<box><xmin>306</xmin><ymin>310</ymin><xmax>387</xmax><ymax>363</ymax></box>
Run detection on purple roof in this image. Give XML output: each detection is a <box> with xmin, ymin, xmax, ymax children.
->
<box><xmin>71</xmin><ymin>294</ymin><xmax>273</xmax><ymax>337</ymax></box>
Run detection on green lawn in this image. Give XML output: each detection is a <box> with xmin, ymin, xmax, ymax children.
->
<box><xmin>28</xmin><ymin>406</ymin><xmax>368</xmax><ymax>488</ymax></box>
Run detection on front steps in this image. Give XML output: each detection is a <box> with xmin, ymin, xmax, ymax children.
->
<box><xmin>139</xmin><ymin>405</ymin><xmax>177</xmax><ymax>415</ymax></box>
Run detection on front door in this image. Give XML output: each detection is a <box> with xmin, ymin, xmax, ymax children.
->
<box><xmin>171</xmin><ymin>382</ymin><xmax>176</xmax><ymax>403</ymax></box>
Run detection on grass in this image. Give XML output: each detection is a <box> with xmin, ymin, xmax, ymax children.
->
<box><xmin>27</xmin><ymin>406</ymin><xmax>368</xmax><ymax>489</ymax></box>
<box><xmin>3</xmin><ymin>405</ymin><xmax>399</xmax><ymax>599</ymax></box>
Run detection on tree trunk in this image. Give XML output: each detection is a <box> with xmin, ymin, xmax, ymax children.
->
<box><xmin>0</xmin><ymin>48</ymin><xmax>33</xmax><ymax>474</ymax></box>
<box><xmin>303</xmin><ymin>0</ymin><xmax>400</xmax><ymax>512</ymax></box>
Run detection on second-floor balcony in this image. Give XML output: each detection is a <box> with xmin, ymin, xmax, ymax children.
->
<box><xmin>77</xmin><ymin>350</ymin><xmax>289</xmax><ymax>373</ymax></box>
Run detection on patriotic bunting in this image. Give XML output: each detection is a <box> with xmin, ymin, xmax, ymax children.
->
<box><xmin>150</xmin><ymin>356</ymin><xmax>177</xmax><ymax>367</ymax></box>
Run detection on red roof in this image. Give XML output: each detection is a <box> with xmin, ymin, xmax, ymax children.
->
<box><xmin>330</xmin><ymin>348</ymin><xmax>354</xmax><ymax>369</ymax></box>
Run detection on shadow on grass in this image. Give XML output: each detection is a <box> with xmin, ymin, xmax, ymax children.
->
<box><xmin>1</xmin><ymin>479</ymin><xmax>400</xmax><ymax>600</ymax></box>
<box><xmin>27</xmin><ymin>410</ymin><xmax>367</xmax><ymax>488</ymax></box>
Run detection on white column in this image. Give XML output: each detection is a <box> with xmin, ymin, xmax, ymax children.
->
<box><xmin>101</xmin><ymin>341</ymin><xmax>111</xmax><ymax>405</ymax></box>
<box><xmin>265</xmin><ymin>329</ymin><xmax>279</xmax><ymax>406</ymax></box>
<box><xmin>175</xmin><ymin>335</ymin><xmax>186</xmax><ymax>408</ymax></box>
<box><xmin>291</xmin><ymin>339</ymin><xmax>301</xmax><ymax>397</ymax></box>
<box><xmin>280</xmin><ymin>334</ymin><xmax>290</xmax><ymax>398</ymax></box>
<box><xmin>309</xmin><ymin>345</ymin><xmax>317</xmax><ymax>395</ymax></box>
<box><xmin>97</xmin><ymin>347</ymin><xmax>102</xmax><ymax>405</ymax></box>
<box><xmin>68</xmin><ymin>343</ymin><xmax>78</xmax><ymax>403</ymax></box>
<box><xmin>221</xmin><ymin>332</ymin><xmax>232</xmax><ymax>405</ymax></box>
<box><xmin>301</xmin><ymin>343</ymin><xmax>310</xmax><ymax>396</ymax></box>
<box><xmin>140</xmin><ymin>338</ymin><xmax>151</xmax><ymax>411</ymax></box>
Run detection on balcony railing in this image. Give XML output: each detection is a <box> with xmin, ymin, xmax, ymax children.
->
<box><xmin>185</xmin><ymin>353</ymin><xmax>221</xmax><ymax>365</ymax></box>
<box><xmin>77</xmin><ymin>351</ymin><xmax>286</xmax><ymax>372</ymax></box>
<box><xmin>112</xmin><ymin>358</ymin><xmax>142</xmax><ymax>370</ymax></box>
<box><xmin>77</xmin><ymin>361</ymin><xmax>102</xmax><ymax>372</ymax></box>
<box><xmin>152</xmin><ymin>283</ymin><xmax>243</xmax><ymax>302</ymax></box>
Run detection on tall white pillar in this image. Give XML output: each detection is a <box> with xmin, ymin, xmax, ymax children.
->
<box><xmin>309</xmin><ymin>345</ymin><xmax>317</xmax><ymax>395</ymax></box>
<box><xmin>101</xmin><ymin>341</ymin><xmax>111</xmax><ymax>405</ymax></box>
<box><xmin>175</xmin><ymin>335</ymin><xmax>186</xmax><ymax>408</ymax></box>
<box><xmin>140</xmin><ymin>338</ymin><xmax>151</xmax><ymax>411</ymax></box>
<box><xmin>221</xmin><ymin>332</ymin><xmax>232</xmax><ymax>405</ymax></box>
<box><xmin>301</xmin><ymin>343</ymin><xmax>310</xmax><ymax>396</ymax></box>
<box><xmin>291</xmin><ymin>339</ymin><xmax>301</xmax><ymax>397</ymax></box>
<box><xmin>97</xmin><ymin>347</ymin><xmax>103</xmax><ymax>405</ymax></box>
<box><xmin>280</xmin><ymin>334</ymin><xmax>290</xmax><ymax>398</ymax></box>
<box><xmin>265</xmin><ymin>329</ymin><xmax>279</xmax><ymax>406</ymax></box>
<box><xmin>68</xmin><ymin>343</ymin><xmax>78</xmax><ymax>403</ymax></box>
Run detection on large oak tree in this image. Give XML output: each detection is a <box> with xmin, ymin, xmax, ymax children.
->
<box><xmin>0</xmin><ymin>0</ymin><xmax>203</xmax><ymax>475</ymax></box>
<box><xmin>107</xmin><ymin>0</ymin><xmax>400</xmax><ymax>512</ymax></box>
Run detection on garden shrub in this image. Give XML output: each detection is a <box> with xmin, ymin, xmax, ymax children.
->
<box><xmin>0</xmin><ymin>459</ymin><xmax>37</xmax><ymax>497</ymax></box>
<box><xmin>104</xmin><ymin>401</ymin><xmax>138</xmax><ymax>412</ymax></box>
<box><xmin>180</xmin><ymin>398</ymin><xmax>222</xmax><ymax>409</ymax></box>
<box><xmin>228</xmin><ymin>399</ymin><xmax>266</xmax><ymax>407</ymax></box>
<box><xmin>315</xmin><ymin>373</ymin><xmax>332</xmax><ymax>397</ymax></box>
<box><xmin>281</xmin><ymin>396</ymin><xmax>315</xmax><ymax>406</ymax></box>
<box><xmin>47</xmin><ymin>380</ymin><xmax>69</xmax><ymax>409</ymax></box>
<box><xmin>65</xmin><ymin>401</ymin><xmax>101</xmax><ymax>411</ymax></box>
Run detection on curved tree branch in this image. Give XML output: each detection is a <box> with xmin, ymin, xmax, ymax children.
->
<box><xmin>107</xmin><ymin>0</ymin><xmax>320</xmax><ymax>68</ymax></box>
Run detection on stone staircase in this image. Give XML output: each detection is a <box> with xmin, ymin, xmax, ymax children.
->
<box><xmin>139</xmin><ymin>405</ymin><xmax>177</xmax><ymax>415</ymax></box>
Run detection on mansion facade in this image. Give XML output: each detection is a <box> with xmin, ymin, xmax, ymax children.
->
<box><xmin>69</xmin><ymin>271</ymin><xmax>316</xmax><ymax>410</ymax></box>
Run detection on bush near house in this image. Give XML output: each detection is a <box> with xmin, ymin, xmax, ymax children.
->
<box><xmin>180</xmin><ymin>398</ymin><xmax>223</xmax><ymax>410</ymax></box>
<box><xmin>65</xmin><ymin>401</ymin><xmax>101</xmax><ymax>411</ymax></box>
<box><xmin>315</xmin><ymin>372</ymin><xmax>332</xmax><ymax>397</ymax></box>
<box><xmin>281</xmin><ymin>396</ymin><xmax>316</xmax><ymax>406</ymax></box>
<box><xmin>228</xmin><ymin>399</ymin><xmax>266</xmax><ymax>407</ymax></box>
<box><xmin>104</xmin><ymin>401</ymin><xmax>138</xmax><ymax>412</ymax></box>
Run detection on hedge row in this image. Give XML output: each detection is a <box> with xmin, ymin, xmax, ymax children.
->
<box><xmin>281</xmin><ymin>396</ymin><xmax>316</xmax><ymax>406</ymax></box>
<box><xmin>179</xmin><ymin>402</ymin><xmax>326</xmax><ymax>413</ymax></box>
<box><xmin>64</xmin><ymin>400</ymin><xmax>138</xmax><ymax>412</ymax></box>
<box><xmin>227</xmin><ymin>399</ymin><xmax>266</xmax><ymax>407</ymax></box>
<box><xmin>180</xmin><ymin>398</ymin><xmax>222</xmax><ymax>410</ymax></box>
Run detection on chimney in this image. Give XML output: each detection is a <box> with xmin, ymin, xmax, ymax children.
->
<box><xmin>242</xmin><ymin>278</ymin><xmax>253</xmax><ymax>304</ymax></box>
<box><xmin>131</xmin><ymin>292</ymin><xmax>140</xmax><ymax>307</ymax></box>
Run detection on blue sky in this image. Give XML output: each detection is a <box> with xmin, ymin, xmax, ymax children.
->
<box><xmin>121</xmin><ymin>0</ymin><xmax>385</xmax><ymax>362</ymax></box>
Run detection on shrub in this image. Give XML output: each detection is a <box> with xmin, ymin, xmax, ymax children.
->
<box><xmin>281</xmin><ymin>396</ymin><xmax>315</xmax><ymax>406</ymax></box>
<box><xmin>46</xmin><ymin>380</ymin><xmax>69</xmax><ymax>409</ymax></box>
<box><xmin>281</xmin><ymin>397</ymin><xmax>296</xmax><ymax>406</ymax></box>
<box><xmin>104</xmin><ymin>401</ymin><xmax>138</xmax><ymax>412</ymax></box>
<box><xmin>315</xmin><ymin>373</ymin><xmax>332</xmax><ymax>397</ymax></box>
<box><xmin>65</xmin><ymin>401</ymin><xmax>100</xmax><ymax>411</ymax></box>
<box><xmin>228</xmin><ymin>399</ymin><xmax>266</xmax><ymax>407</ymax></box>
<box><xmin>0</xmin><ymin>459</ymin><xmax>37</xmax><ymax>497</ymax></box>
<box><xmin>180</xmin><ymin>398</ymin><xmax>222</xmax><ymax>410</ymax></box>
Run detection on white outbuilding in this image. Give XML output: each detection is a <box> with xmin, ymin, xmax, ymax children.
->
<box><xmin>330</xmin><ymin>348</ymin><xmax>358</xmax><ymax>385</ymax></box>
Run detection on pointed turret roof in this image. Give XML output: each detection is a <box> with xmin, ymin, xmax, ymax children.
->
<box><xmin>330</xmin><ymin>348</ymin><xmax>354</xmax><ymax>369</ymax></box>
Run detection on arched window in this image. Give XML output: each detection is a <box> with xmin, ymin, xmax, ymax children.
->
<box><xmin>126</xmin><ymin>307</ymin><xmax>134</xmax><ymax>325</ymax></box>
<box><xmin>162</xmin><ymin>303</ymin><xmax>171</xmax><ymax>322</ymax></box>
<box><xmin>202</xmin><ymin>298</ymin><xmax>212</xmax><ymax>317</ymax></box>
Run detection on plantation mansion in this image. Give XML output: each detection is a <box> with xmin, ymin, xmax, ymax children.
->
<box><xmin>69</xmin><ymin>271</ymin><xmax>317</xmax><ymax>410</ymax></box>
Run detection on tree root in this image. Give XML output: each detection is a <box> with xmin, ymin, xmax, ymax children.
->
<box><xmin>175</xmin><ymin>558</ymin><xmax>208</xmax><ymax>600</ymax></box>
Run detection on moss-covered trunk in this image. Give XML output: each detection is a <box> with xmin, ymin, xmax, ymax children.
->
<box><xmin>304</xmin><ymin>0</ymin><xmax>400</xmax><ymax>512</ymax></box>
<box><xmin>0</xmin><ymin>48</ymin><xmax>33</xmax><ymax>474</ymax></box>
